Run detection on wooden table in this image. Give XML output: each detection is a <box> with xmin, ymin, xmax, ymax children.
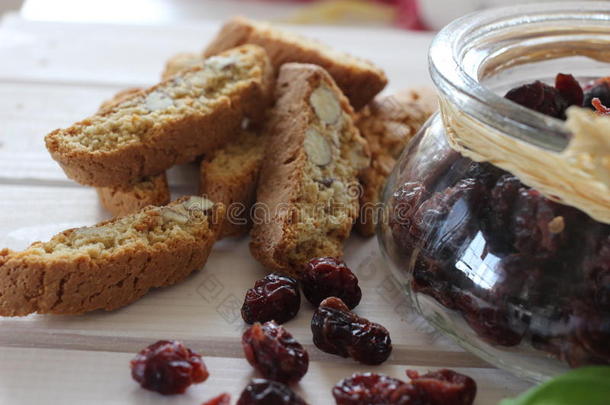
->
<box><xmin>0</xmin><ymin>14</ymin><xmax>532</xmax><ymax>404</ymax></box>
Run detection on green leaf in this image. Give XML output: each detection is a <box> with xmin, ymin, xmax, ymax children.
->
<box><xmin>499</xmin><ymin>367</ymin><xmax>610</xmax><ymax>405</ymax></box>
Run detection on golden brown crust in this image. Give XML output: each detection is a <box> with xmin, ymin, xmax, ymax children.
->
<box><xmin>0</xmin><ymin>197</ymin><xmax>225</xmax><ymax>316</ymax></box>
<box><xmin>97</xmin><ymin>173</ymin><xmax>170</xmax><ymax>217</ymax></box>
<box><xmin>98</xmin><ymin>87</ymin><xmax>144</xmax><ymax>113</ymax></box>
<box><xmin>46</xmin><ymin>45</ymin><xmax>274</xmax><ymax>187</ymax></box>
<box><xmin>161</xmin><ymin>52</ymin><xmax>202</xmax><ymax>80</ymax></box>
<box><xmin>355</xmin><ymin>87</ymin><xmax>438</xmax><ymax>236</ymax></box>
<box><xmin>250</xmin><ymin>63</ymin><xmax>369</xmax><ymax>277</ymax></box>
<box><xmin>200</xmin><ymin>130</ymin><xmax>265</xmax><ymax>238</ymax></box>
<box><xmin>204</xmin><ymin>16</ymin><xmax>387</xmax><ymax>110</ymax></box>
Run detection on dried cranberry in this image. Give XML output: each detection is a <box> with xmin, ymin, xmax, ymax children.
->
<box><xmin>406</xmin><ymin>369</ymin><xmax>477</xmax><ymax>405</ymax></box>
<box><xmin>481</xmin><ymin>174</ymin><xmax>522</xmax><ymax>253</ymax></box>
<box><xmin>242</xmin><ymin>321</ymin><xmax>309</xmax><ymax>384</ymax></box>
<box><xmin>202</xmin><ymin>393</ymin><xmax>231</xmax><ymax>405</ymax></box>
<box><xmin>390</xmin><ymin>181</ymin><xmax>428</xmax><ymax>251</ymax></box>
<box><xmin>302</xmin><ymin>257</ymin><xmax>362</xmax><ymax>309</ymax></box>
<box><xmin>555</xmin><ymin>73</ymin><xmax>584</xmax><ymax>107</ymax></box>
<box><xmin>236</xmin><ymin>379</ymin><xmax>308</xmax><ymax>405</ymax></box>
<box><xmin>584</xmin><ymin>77</ymin><xmax>610</xmax><ymax>110</ymax></box>
<box><xmin>241</xmin><ymin>273</ymin><xmax>300</xmax><ymax>324</ymax></box>
<box><xmin>410</xmin><ymin>178</ymin><xmax>485</xmax><ymax>261</ymax></box>
<box><xmin>130</xmin><ymin>340</ymin><xmax>209</xmax><ymax>395</ymax></box>
<box><xmin>311</xmin><ymin>297</ymin><xmax>392</xmax><ymax>365</ymax></box>
<box><xmin>332</xmin><ymin>373</ymin><xmax>422</xmax><ymax>405</ymax></box>
<box><xmin>505</xmin><ymin>80</ymin><xmax>569</xmax><ymax>119</ymax></box>
<box><xmin>460</xmin><ymin>302</ymin><xmax>524</xmax><ymax>347</ymax></box>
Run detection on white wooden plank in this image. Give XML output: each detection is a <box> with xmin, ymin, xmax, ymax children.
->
<box><xmin>0</xmin><ymin>15</ymin><xmax>433</xmax><ymax>91</ymax></box>
<box><xmin>0</xmin><ymin>347</ymin><xmax>532</xmax><ymax>405</ymax></box>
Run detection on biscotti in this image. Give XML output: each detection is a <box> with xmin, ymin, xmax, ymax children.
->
<box><xmin>162</xmin><ymin>52</ymin><xmax>202</xmax><ymax>80</ymax></box>
<box><xmin>355</xmin><ymin>87</ymin><xmax>437</xmax><ymax>236</ymax></box>
<box><xmin>204</xmin><ymin>16</ymin><xmax>387</xmax><ymax>110</ymax></box>
<box><xmin>200</xmin><ymin>130</ymin><xmax>265</xmax><ymax>238</ymax></box>
<box><xmin>250</xmin><ymin>63</ymin><xmax>370</xmax><ymax>277</ymax></box>
<box><xmin>0</xmin><ymin>196</ymin><xmax>225</xmax><ymax>316</ymax></box>
<box><xmin>46</xmin><ymin>45</ymin><xmax>274</xmax><ymax>187</ymax></box>
<box><xmin>97</xmin><ymin>174</ymin><xmax>171</xmax><ymax>217</ymax></box>
<box><xmin>96</xmin><ymin>88</ymin><xmax>171</xmax><ymax>217</ymax></box>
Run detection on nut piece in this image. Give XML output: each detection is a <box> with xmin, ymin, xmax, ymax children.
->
<box><xmin>348</xmin><ymin>142</ymin><xmax>371</xmax><ymax>171</ymax></box>
<box><xmin>161</xmin><ymin>207</ymin><xmax>189</xmax><ymax>224</ymax></box>
<box><xmin>145</xmin><ymin>91</ymin><xmax>174</xmax><ymax>111</ymax></box>
<box><xmin>304</xmin><ymin>128</ymin><xmax>332</xmax><ymax>166</ymax></box>
<box><xmin>206</xmin><ymin>55</ymin><xmax>238</xmax><ymax>71</ymax></box>
<box><xmin>184</xmin><ymin>196</ymin><xmax>215</xmax><ymax>212</ymax></box>
<box><xmin>310</xmin><ymin>86</ymin><xmax>342</xmax><ymax>125</ymax></box>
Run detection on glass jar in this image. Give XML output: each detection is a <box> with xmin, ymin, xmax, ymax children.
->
<box><xmin>378</xmin><ymin>2</ymin><xmax>610</xmax><ymax>382</ymax></box>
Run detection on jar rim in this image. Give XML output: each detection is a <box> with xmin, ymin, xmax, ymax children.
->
<box><xmin>429</xmin><ymin>1</ymin><xmax>610</xmax><ymax>152</ymax></box>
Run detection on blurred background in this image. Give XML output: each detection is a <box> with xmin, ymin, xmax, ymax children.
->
<box><xmin>0</xmin><ymin>0</ymin><xmax>588</xmax><ymax>30</ymax></box>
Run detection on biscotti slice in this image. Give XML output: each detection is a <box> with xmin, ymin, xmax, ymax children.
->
<box><xmin>97</xmin><ymin>173</ymin><xmax>171</xmax><ymax>217</ymax></box>
<box><xmin>355</xmin><ymin>87</ymin><xmax>438</xmax><ymax>236</ymax></box>
<box><xmin>250</xmin><ymin>63</ymin><xmax>370</xmax><ymax>277</ymax></box>
<box><xmin>46</xmin><ymin>45</ymin><xmax>274</xmax><ymax>187</ymax></box>
<box><xmin>98</xmin><ymin>87</ymin><xmax>144</xmax><ymax>113</ymax></box>
<box><xmin>0</xmin><ymin>196</ymin><xmax>225</xmax><ymax>316</ymax></box>
<box><xmin>162</xmin><ymin>52</ymin><xmax>203</xmax><ymax>80</ymax></box>
<box><xmin>95</xmin><ymin>88</ymin><xmax>171</xmax><ymax>217</ymax></box>
<box><xmin>204</xmin><ymin>16</ymin><xmax>387</xmax><ymax>110</ymax></box>
<box><xmin>200</xmin><ymin>130</ymin><xmax>265</xmax><ymax>238</ymax></box>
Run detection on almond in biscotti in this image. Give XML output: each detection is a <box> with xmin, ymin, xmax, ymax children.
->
<box><xmin>250</xmin><ymin>63</ymin><xmax>370</xmax><ymax>277</ymax></box>
<box><xmin>0</xmin><ymin>197</ymin><xmax>225</xmax><ymax>316</ymax></box>
<box><xmin>45</xmin><ymin>45</ymin><xmax>274</xmax><ymax>188</ymax></box>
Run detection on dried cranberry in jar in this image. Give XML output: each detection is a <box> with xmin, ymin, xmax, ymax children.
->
<box><xmin>201</xmin><ymin>393</ymin><xmax>231</xmax><ymax>405</ymax></box>
<box><xmin>505</xmin><ymin>80</ymin><xmax>570</xmax><ymax>119</ymax></box>
<box><xmin>242</xmin><ymin>321</ymin><xmax>309</xmax><ymax>384</ymax></box>
<box><xmin>130</xmin><ymin>340</ymin><xmax>209</xmax><ymax>395</ymax></box>
<box><xmin>236</xmin><ymin>379</ymin><xmax>308</xmax><ymax>405</ymax></box>
<box><xmin>311</xmin><ymin>297</ymin><xmax>392</xmax><ymax>365</ymax></box>
<box><xmin>302</xmin><ymin>257</ymin><xmax>362</xmax><ymax>309</ymax></box>
<box><xmin>584</xmin><ymin>77</ymin><xmax>610</xmax><ymax>109</ymax></box>
<box><xmin>406</xmin><ymin>369</ymin><xmax>477</xmax><ymax>405</ymax></box>
<box><xmin>332</xmin><ymin>373</ymin><xmax>421</xmax><ymax>405</ymax></box>
<box><xmin>555</xmin><ymin>73</ymin><xmax>584</xmax><ymax>107</ymax></box>
<box><xmin>241</xmin><ymin>273</ymin><xmax>300</xmax><ymax>324</ymax></box>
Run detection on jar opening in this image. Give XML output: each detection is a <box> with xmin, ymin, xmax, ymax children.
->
<box><xmin>429</xmin><ymin>1</ymin><xmax>610</xmax><ymax>152</ymax></box>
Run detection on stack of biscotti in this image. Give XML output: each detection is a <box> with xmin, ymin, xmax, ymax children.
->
<box><xmin>250</xmin><ymin>63</ymin><xmax>370</xmax><ymax>277</ymax></box>
<box><xmin>354</xmin><ymin>88</ymin><xmax>438</xmax><ymax>236</ymax></box>
<box><xmin>0</xmin><ymin>197</ymin><xmax>225</xmax><ymax>316</ymax></box>
<box><xmin>46</xmin><ymin>44</ymin><xmax>274</xmax><ymax>187</ymax></box>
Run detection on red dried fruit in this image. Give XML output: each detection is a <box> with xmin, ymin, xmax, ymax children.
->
<box><xmin>242</xmin><ymin>321</ymin><xmax>309</xmax><ymax>384</ymax></box>
<box><xmin>202</xmin><ymin>393</ymin><xmax>231</xmax><ymax>405</ymax></box>
<box><xmin>584</xmin><ymin>77</ymin><xmax>610</xmax><ymax>110</ymax></box>
<box><xmin>332</xmin><ymin>373</ymin><xmax>422</xmax><ymax>405</ymax></box>
<box><xmin>406</xmin><ymin>369</ymin><xmax>477</xmax><ymax>405</ymax></box>
<box><xmin>390</xmin><ymin>181</ymin><xmax>428</xmax><ymax>251</ymax></box>
<box><xmin>505</xmin><ymin>80</ymin><xmax>569</xmax><ymax>119</ymax></box>
<box><xmin>302</xmin><ymin>257</ymin><xmax>362</xmax><ymax>309</ymax></box>
<box><xmin>311</xmin><ymin>297</ymin><xmax>392</xmax><ymax>365</ymax></box>
<box><xmin>555</xmin><ymin>73</ymin><xmax>584</xmax><ymax>107</ymax></box>
<box><xmin>241</xmin><ymin>273</ymin><xmax>300</xmax><ymax>324</ymax></box>
<box><xmin>130</xmin><ymin>340</ymin><xmax>209</xmax><ymax>395</ymax></box>
<box><xmin>236</xmin><ymin>379</ymin><xmax>308</xmax><ymax>405</ymax></box>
